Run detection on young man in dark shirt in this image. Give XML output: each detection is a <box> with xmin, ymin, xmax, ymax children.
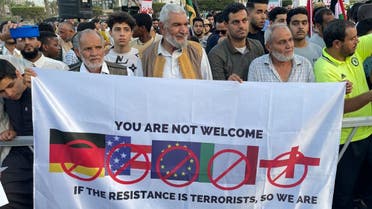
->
<box><xmin>0</xmin><ymin>59</ymin><xmax>33</xmax><ymax>209</ymax></box>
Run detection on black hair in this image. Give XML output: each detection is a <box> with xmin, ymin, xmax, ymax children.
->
<box><xmin>38</xmin><ymin>31</ymin><xmax>57</xmax><ymax>45</ymax></box>
<box><xmin>107</xmin><ymin>11</ymin><xmax>136</xmax><ymax>30</ymax></box>
<box><xmin>38</xmin><ymin>22</ymin><xmax>55</xmax><ymax>33</ymax></box>
<box><xmin>192</xmin><ymin>17</ymin><xmax>204</xmax><ymax>25</ymax></box>
<box><xmin>356</xmin><ymin>18</ymin><xmax>372</xmax><ymax>36</ymax></box>
<box><xmin>0</xmin><ymin>59</ymin><xmax>17</xmax><ymax>80</ymax></box>
<box><xmin>133</xmin><ymin>13</ymin><xmax>153</xmax><ymax>32</ymax></box>
<box><xmin>286</xmin><ymin>7</ymin><xmax>308</xmax><ymax>25</ymax></box>
<box><xmin>222</xmin><ymin>3</ymin><xmax>247</xmax><ymax>22</ymax></box>
<box><xmin>323</xmin><ymin>19</ymin><xmax>355</xmax><ymax>48</ymax></box>
<box><xmin>77</xmin><ymin>22</ymin><xmax>96</xmax><ymax>32</ymax></box>
<box><xmin>314</xmin><ymin>8</ymin><xmax>333</xmax><ymax>25</ymax></box>
<box><xmin>268</xmin><ymin>7</ymin><xmax>288</xmax><ymax>22</ymax></box>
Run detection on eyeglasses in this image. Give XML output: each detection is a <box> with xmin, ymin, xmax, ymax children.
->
<box><xmin>215</xmin><ymin>30</ymin><xmax>227</xmax><ymax>35</ymax></box>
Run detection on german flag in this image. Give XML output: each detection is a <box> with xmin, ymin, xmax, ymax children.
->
<box><xmin>49</xmin><ymin>129</ymin><xmax>106</xmax><ymax>180</ymax></box>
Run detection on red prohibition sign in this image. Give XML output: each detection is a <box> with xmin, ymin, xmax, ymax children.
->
<box><xmin>207</xmin><ymin>149</ymin><xmax>251</xmax><ymax>190</ymax></box>
<box><xmin>60</xmin><ymin>139</ymin><xmax>103</xmax><ymax>181</ymax></box>
<box><xmin>266</xmin><ymin>151</ymin><xmax>307</xmax><ymax>188</ymax></box>
<box><xmin>155</xmin><ymin>146</ymin><xmax>200</xmax><ymax>187</ymax></box>
<box><xmin>105</xmin><ymin>144</ymin><xmax>150</xmax><ymax>184</ymax></box>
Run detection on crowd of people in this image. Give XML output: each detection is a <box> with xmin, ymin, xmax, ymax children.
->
<box><xmin>0</xmin><ymin>0</ymin><xmax>372</xmax><ymax>208</ymax></box>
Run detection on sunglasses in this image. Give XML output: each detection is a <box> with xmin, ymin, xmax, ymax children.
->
<box><xmin>215</xmin><ymin>30</ymin><xmax>227</xmax><ymax>35</ymax></box>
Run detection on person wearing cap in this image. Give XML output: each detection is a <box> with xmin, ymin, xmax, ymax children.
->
<box><xmin>246</xmin><ymin>0</ymin><xmax>269</xmax><ymax>53</ymax></box>
<box><xmin>17</xmin><ymin>26</ymin><xmax>69</xmax><ymax>70</ymax></box>
<box><xmin>208</xmin><ymin>3</ymin><xmax>264</xmax><ymax>82</ymax></box>
<box><xmin>203</xmin><ymin>19</ymin><xmax>212</xmax><ymax>40</ymax></box>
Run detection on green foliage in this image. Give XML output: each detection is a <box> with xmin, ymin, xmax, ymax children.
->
<box><xmin>152</xmin><ymin>3</ymin><xmax>165</xmax><ymax>17</ymax></box>
<box><xmin>197</xmin><ymin>0</ymin><xmax>235</xmax><ymax>11</ymax></box>
<box><xmin>93</xmin><ymin>7</ymin><xmax>103</xmax><ymax>17</ymax></box>
<box><xmin>282</xmin><ymin>0</ymin><xmax>292</xmax><ymax>7</ymax></box>
<box><xmin>10</xmin><ymin>6</ymin><xmax>45</xmax><ymax>22</ymax></box>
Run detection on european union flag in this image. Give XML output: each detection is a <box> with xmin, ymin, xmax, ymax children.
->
<box><xmin>105</xmin><ymin>135</ymin><xmax>131</xmax><ymax>175</ymax></box>
<box><xmin>151</xmin><ymin>140</ymin><xmax>202</xmax><ymax>181</ymax></box>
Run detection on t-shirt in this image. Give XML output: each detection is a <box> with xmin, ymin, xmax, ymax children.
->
<box><xmin>105</xmin><ymin>48</ymin><xmax>143</xmax><ymax>76</ymax></box>
<box><xmin>314</xmin><ymin>33</ymin><xmax>372</xmax><ymax>144</ymax></box>
<box><xmin>294</xmin><ymin>42</ymin><xmax>322</xmax><ymax>65</ymax></box>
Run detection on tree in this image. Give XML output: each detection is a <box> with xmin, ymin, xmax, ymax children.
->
<box><xmin>44</xmin><ymin>0</ymin><xmax>50</xmax><ymax>16</ymax></box>
<box><xmin>152</xmin><ymin>2</ymin><xmax>165</xmax><ymax>17</ymax></box>
<box><xmin>197</xmin><ymin>0</ymin><xmax>235</xmax><ymax>11</ymax></box>
<box><xmin>11</xmin><ymin>6</ymin><xmax>46</xmax><ymax>22</ymax></box>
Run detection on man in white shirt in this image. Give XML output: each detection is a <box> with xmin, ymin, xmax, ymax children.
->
<box><xmin>142</xmin><ymin>4</ymin><xmax>212</xmax><ymax>80</ymax></box>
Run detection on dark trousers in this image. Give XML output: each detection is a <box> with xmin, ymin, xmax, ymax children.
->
<box><xmin>0</xmin><ymin>147</ymin><xmax>33</xmax><ymax>209</ymax></box>
<box><xmin>332</xmin><ymin>135</ymin><xmax>372</xmax><ymax>209</ymax></box>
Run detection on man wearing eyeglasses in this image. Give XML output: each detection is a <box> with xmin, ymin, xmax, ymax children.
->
<box><xmin>205</xmin><ymin>12</ymin><xmax>228</xmax><ymax>54</ymax></box>
<box><xmin>208</xmin><ymin>2</ymin><xmax>264</xmax><ymax>82</ymax></box>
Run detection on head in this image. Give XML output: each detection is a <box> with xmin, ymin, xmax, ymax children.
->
<box><xmin>19</xmin><ymin>36</ymin><xmax>41</xmax><ymax>60</ymax></box>
<box><xmin>38</xmin><ymin>22</ymin><xmax>55</xmax><ymax>33</ymax></box>
<box><xmin>75</xmin><ymin>29</ymin><xmax>106</xmax><ymax>72</ymax></box>
<box><xmin>287</xmin><ymin>7</ymin><xmax>308</xmax><ymax>41</ymax></box>
<box><xmin>38</xmin><ymin>31</ymin><xmax>60</xmax><ymax>59</ymax></box>
<box><xmin>192</xmin><ymin>17</ymin><xmax>204</xmax><ymax>37</ymax></box>
<box><xmin>265</xmin><ymin>24</ymin><xmax>294</xmax><ymax>62</ymax></box>
<box><xmin>214</xmin><ymin>12</ymin><xmax>228</xmax><ymax>37</ymax></box>
<box><xmin>222</xmin><ymin>3</ymin><xmax>249</xmax><ymax>41</ymax></box>
<box><xmin>0</xmin><ymin>21</ymin><xmax>16</xmax><ymax>48</ymax></box>
<box><xmin>268</xmin><ymin>7</ymin><xmax>288</xmax><ymax>25</ymax></box>
<box><xmin>132</xmin><ymin>13</ymin><xmax>153</xmax><ymax>38</ymax></box>
<box><xmin>348</xmin><ymin>2</ymin><xmax>363</xmax><ymax>23</ymax></box>
<box><xmin>58</xmin><ymin>21</ymin><xmax>75</xmax><ymax>42</ymax></box>
<box><xmin>203</xmin><ymin>19</ymin><xmax>212</xmax><ymax>34</ymax></box>
<box><xmin>152</xmin><ymin>18</ymin><xmax>160</xmax><ymax>29</ymax></box>
<box><xmin>356</xmin><ymin>18</ymin><xmax>372</xmax><ymax>36</ymax></box>
<box><xmin>313</xmin><ymin>8</ymin><xmax>334</xmax><ymax>37</ymax></box>
<box><xmin>159</xmin><ymin>4</ymin><xmax>189</xmax><ymax>49</ymax></box>
<box><xmin>76</xmin><ymin>21</ymin><xmax>96</xmax><ymax>32</ymax></box>
<box><xmin>0</xmin><ymin>59</ymin><xmax>26</xmax><ymax>100</ymax></box>
<box><xmin>90</xmin><ymin>18</ymin><xmax>101</xmax><ymax>30</ymax></box>
<box><xmin>246</xmin><ymin>0</ymin><xmax>269</xmax><ymax>31</ymax></box>
<box><xmin>323</xmin><ymin>19</ymin><xmax>358</xmax><ymax>57</ymax></box>
<box><xmin>206</xmin><ymin>13</ymin><xmax>215</xmax><ymax>26</ymax></box>
<box><xmin>107</xmin><ymin>12</ymin><xmax>136</xmax><ymax>48</ymax></box>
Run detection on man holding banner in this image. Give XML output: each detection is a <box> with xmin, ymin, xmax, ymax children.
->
<box><xmin>314</xmin><ymin>19</ymin><xmax>372</xmax><ymax>209</ymax></box>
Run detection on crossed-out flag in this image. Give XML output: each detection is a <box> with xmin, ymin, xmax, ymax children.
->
<box><xmin>49</xmin><ymin>129</ymin><xmax>259</xmax><ymax>186</ymax></box>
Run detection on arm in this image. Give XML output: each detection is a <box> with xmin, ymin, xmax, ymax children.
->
<box><xmin>344</xmin><ymin>90</ymin><xmax>372</xmax><ymax>113</ymax></box>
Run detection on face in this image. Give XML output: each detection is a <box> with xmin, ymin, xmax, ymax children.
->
<box><xmin>43</xmin><ymin>37</ymin><xmax>60</xmax><ymax>59</ymax></box>
<box><xmin>153</xmin><ymin>20</ymin><xmax>159</xmax><ymax>28</ymax></box>
<box><xmin>250</xmin><ymin>3</ymin><xmax>268</xmax><ymax>30</ymax></box>
<box><xmin>193</xmin><ymin>20</ymin><xmax>204</xmax><ymax>36</ymax></box>
<box><xmin>289</xmin><ymin>14</ymin><xmax>308</xmax><ymax>41</ymax></box>
<box><xmin>273</xmin><ymin>14</ymin><xmax>287</xmax><ymax>24</ymax></box>
<box><xmin>110</xmin><ymin>22</ymin><xmax>133</xmax><ymax>48</ymax></box>
<box><xmin>58</xmin><ymin>24</ymin><xmax>74</xmax><ymax>42</ymax></box>
<box><xmin>215</xmin><ymin>22</ymin><xmax>228</xmax><ymax>37</ymax></box>
<box><xmin>0</xmin><ymin>71</ymin><xmax>25</xmax><ymax>100</ymax></box>
<box><xmin>267</xmin><ymin>27</ymin><xmax>294</xmax><ymax>62</ymax></box>
<box><xmin>204</xmin><ymin>24</ymin><xmax>211</xmax><ymax>34</ymax></box>
<box><xmin>340</xmin><ymin>27</ymin><xmax>359</xmax><ymax>57</ymax></box>
<box><xmin>77</xmin><ymin>32</ymin><xmax>105</xmax><ymax>71</ymax></box>
<box><xmin>226</xmin><ymin>9</ymin><xmax>249</xmax><ymax>41</ymax></box>
<box><xmin>162</xmin><ymin>12</ymin><xmax>189</xmax><ymax>49</ymax></box>
<box><xmin>19</xmin><ymin>37</ymin><xmax>41</xmax><ymax>59</ymax></box>
<box><xmin>207</xmin><ymin>16</ymin><xmax>214</xmax><ymax>25</ymax></box>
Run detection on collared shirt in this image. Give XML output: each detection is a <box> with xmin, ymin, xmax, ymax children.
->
<box><xmin>32</xmin><ymin>54</ymin><xmax>69</xmax><ymax>70</ymax></box>
<box><xmin>157</xmin><ymin>40</ymin><xmax>212</xmax><ymax>80</ymax></box>
<box><xmin>79</xmin><ymin>61</ymin><xmax>110</xmax><ymax>74</ymax></box>
<box><xmin>314</xmin><ymin>33</ymin><xmax>372</xmax><ymax>144</ymax></box>
<box><xmin>208</xmin><ymin>37</ymin><xmax>264</xmax><ymax>81</ymax></box>
<box><xmin>248</xmin><ymin>54</ymin><xmax>314</xmax><ymax>82</ymax></box>
<box><xmin>309</xmin><ymin>33</ymin><xmax>325</xmax><ymax>49</ymax></box>
<box><xmin>64</xmin><ymin>49</ymin><xmax>79</xmax><ymax>66</ymax></box>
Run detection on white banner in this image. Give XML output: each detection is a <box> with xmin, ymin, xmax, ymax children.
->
<box><xmin>33</xmin><ymin>70</ymin><xmax>344</xmax><ymax>209</ymax></box>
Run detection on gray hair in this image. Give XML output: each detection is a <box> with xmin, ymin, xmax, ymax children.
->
<box><xmin>75</xmin><ymin>29</ymin><xmax>105</xmax><ymax>51</ymax></box>
<box><xmin>159</xmin><ymin>4</ymin><xmax>187</xmax><ymax>26</ymax></box>
<box><xmin>264</xmin><ymin>23</ymin><xmax>290</xmax><ymax>45</ymax></box>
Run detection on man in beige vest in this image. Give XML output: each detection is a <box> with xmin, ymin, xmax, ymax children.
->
<box><xmin>142</xmin><ymin>4</ymin><xmax>212</xmax><ymax>79</ymax></box>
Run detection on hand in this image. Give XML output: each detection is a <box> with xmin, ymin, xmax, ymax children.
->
<box><xmin>345</xmin><ymin>80</ymin><xmax>353</xmax><ymax>94</ymax></box>
<box><xmin>0</xmin><ymin>129</ymin><xmax>17</xmax><ymax>141</ymax></box>
<box><xmin>23</xmin><ymin>68</ymin><xmax>37</xmax><ymax>88</ymax></box>
<box><xmin>228</xmin><ymin>73</ymin><xmax>243</xmax><ymax>83</ymax></box>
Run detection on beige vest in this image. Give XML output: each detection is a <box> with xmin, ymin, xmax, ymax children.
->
<box><xmin>142</xmin><ymin>40</ymin><xmax>203</xmax><ymax>79</ymax></box>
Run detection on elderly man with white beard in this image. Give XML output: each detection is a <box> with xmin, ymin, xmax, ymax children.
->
<box><xmin>141</xmin><ymin>4</ymin><xmax>212</xmax><ymax>79</ymax></box>
<box><xmin>247</xmin><ymin>23</ymin><xmax>314</xmax><ymax>82</ymax></box>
